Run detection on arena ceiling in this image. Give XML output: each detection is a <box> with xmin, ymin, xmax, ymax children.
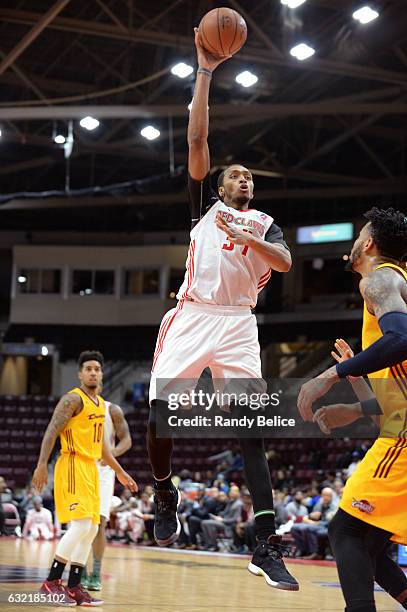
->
<box><xmin>0</xmin><ymin>0</ymin><xmax>406</xmax><ymax>232</ymax></box>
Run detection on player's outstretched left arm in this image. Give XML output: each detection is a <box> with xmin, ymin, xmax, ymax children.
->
<box><xmin>101</xmin><ymin>430</ymin><xmax>138</xmax><ymax>493</ymax></box>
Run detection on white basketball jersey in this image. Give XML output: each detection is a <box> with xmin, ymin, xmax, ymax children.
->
<box><xmin>104</xmin><ymin>401</ymin><xmax>115</xmax><ymax>450</ymax></box>
<box><xmin>177</xmin><ymin>200</ymin><xmax>274</xmax><ymax>307</ymax></box>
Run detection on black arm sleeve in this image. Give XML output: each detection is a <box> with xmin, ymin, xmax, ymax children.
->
<box><xmin>264</xmin><ymin>223</ymin><xmax>290</xmax><ymax>250</ymax></box>
<box><xmin>188</xmin><ymin>173</ymin><xmax>218</xmax><ymax>229</ymax></box>
<box><xmin>336</xmin><ymin>312</ymin><xmax>407</xmax><ymax>378</ymax></box>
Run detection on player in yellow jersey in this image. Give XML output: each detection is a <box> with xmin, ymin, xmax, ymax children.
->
<box><xmin>297</xmin><ymin>207</ymin><xmax>407</xmax><ymax>612</ymax></box>
<box><xmin>32</xmin><ymin>350</ymin><xmax>137</xmax><ymax>607</ymax></box>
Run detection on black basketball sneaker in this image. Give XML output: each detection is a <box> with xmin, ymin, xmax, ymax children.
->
<box><xmin>248</xmin><ymin>534</ymin><xmax>299</xmax><ymax>591</ymax></box>
<box><xmin>153</xmin><ymin>485</ymin><xmax>181</xmax><ymax>547</ymax></box>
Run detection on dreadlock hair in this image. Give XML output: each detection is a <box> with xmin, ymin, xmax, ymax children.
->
<box><xmin>78</xmin><ymin>350</ymin><xmax>104</xmax><ymax>370</ymax></box>
<box><xmin>364</xmin><ymin>207</ymin><xmax>407</xmax><ymax>262</ymax></box>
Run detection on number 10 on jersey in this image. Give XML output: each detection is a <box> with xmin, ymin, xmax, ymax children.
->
<box><xmin>93</xmin><ymin>422</ymin><xmax>103</xmax><ymax>443</ymax></box>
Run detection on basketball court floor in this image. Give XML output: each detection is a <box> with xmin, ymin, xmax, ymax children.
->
<box><xmin>0</xmin><ymin>538</ymin><xmax>404</xmax><ymax>611</ymax></box>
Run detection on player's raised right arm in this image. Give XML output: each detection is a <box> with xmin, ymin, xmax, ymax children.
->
<box><xmin>188</xmin><ymin>28</ymin><xmax>231</xmax><ymax>180</ymax></box>
<box><xmin>32</xmin><ymin>393</ymin><xmax>81</xmax><ymax>492</ymax></box>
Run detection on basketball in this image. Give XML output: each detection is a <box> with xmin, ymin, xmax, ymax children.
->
<box><xmin>198</xmin><ymin>7</ymin><xmax>247</xmax><ymax>59</ymax></box>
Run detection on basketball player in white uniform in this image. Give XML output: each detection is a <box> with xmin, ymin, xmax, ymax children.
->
<box><xmin>83</xmin><ymin>395</ymin><xmax>131</xmax><ymax>591</ymax></box>
<box><xmin>147</xmin><ymin>30</ymin><xmax>298</xmax><ymax>591</ymax></box>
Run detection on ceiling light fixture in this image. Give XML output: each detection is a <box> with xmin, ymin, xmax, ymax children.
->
<box><xmin>79</xmin><ymin>116</ymin><xmax>100</xmax><ymax>131</ymax></box>
<box><xmin>171</xmin><ymin>62</ymin><xmax>194</xmax><ymax>78</ymax></box>
<box><xmin>352</xmin><ymin>6</ymin><xmax>379</xmax><ymax>24</ymax></box>
<box><xmin>281</xmin><ymin>0</ymin><xmax>307</xmax><ymax>8</ymax></box>
<box><xmin>290</xmin><ymin>43</ymin><xmax>315</xmax><ymax>61</ymax></box>
<box><xmin>141</xmin><ymin>126</ymin><xmax>160</xmax><ymax>141</ymax></box>
<box><xmin>235</xmin><ymin>70</ymin><xmax>258</xmax><ymax>88</ymax></box>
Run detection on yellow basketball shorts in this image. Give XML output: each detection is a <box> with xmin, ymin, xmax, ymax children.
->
<box><xmin>340</xmin><ymin>437</ymin><xmax>407</xmax><ymax>545</ymax></box>
<box><xmin>54</xmin><ymin>453</ymin><xmax>100</xmax><ymax>525</ymax></box>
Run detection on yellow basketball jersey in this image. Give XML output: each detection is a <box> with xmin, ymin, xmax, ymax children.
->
<box><xmin>59</xmin><ymin>387</ymin><xmax>106</xmax><ymax>460</ymax></box>
<box><xmin>361</xmin><ymin>262</ymin><xmax>407</xmax><ymax>435</ymax></box>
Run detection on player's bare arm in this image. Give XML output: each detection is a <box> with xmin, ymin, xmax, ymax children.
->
<box><xmin>332</xmin><ymin>339</ymin><xmax>375</xmax><ymax>404</ymax></box>
<box><xmin>246</xmin><ymin>238</ymin><xmax>291</xmax><ymax>273</ymax></box>
<box><xmin>32</xmin><ymin>393</ymin><xmax>82</xmax><ymax>492</ymax></box>
<box><xmin>188</xmin><ymin>29</ymin><xmax>231</xmax><ymax>180</ymax></box>
<box><xmin>361</xmin><ymin>267</ymin><xmax>407</xmax><ymax>318</ymax></box>
<box><xmin>101</xmin><ymin>430</ymin><xmax>138</xmax><ymax>492</ymax></box>
<box><xmin>109</xmin><ymin>403</ymin><xmax>132</xmax><ymax>457</ymax></box>
<box><xmin>314</xmin><ymin>339</ymin><xmax>377</xmax><ymax>434</ymax></box>
<box><xmin>215</xmin><ymin>216</ymin><xmax>291</xmax><ymax>273</ymax></box>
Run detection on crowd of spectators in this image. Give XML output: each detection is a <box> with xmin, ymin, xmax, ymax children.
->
<box><xmin>0</xmin><ymin>440</ymin><xmax>372</xmax><ymax>559</ymax></box>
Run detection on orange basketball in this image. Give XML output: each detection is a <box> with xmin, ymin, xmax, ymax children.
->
<box><xmin>198</xmin><ymin>7</ymin><xmax>247</xmax><ymax>59</ymax></box>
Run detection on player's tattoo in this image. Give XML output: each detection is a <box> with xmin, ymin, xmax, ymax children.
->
<box><xmin>362</xmin><ymin>268</ymin><xmax>407</xmax><ymax>320</ymax></box>
<box><xmin>37</xmin><ymin>394</ymin><xmax>82</xmax><ymax>465</ymax></box>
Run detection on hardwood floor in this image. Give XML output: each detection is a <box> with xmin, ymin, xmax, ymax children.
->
<box><xmin>0</xmin><ymin>538</ymin><xmax>404</xmax><ymax>611</ymax></box>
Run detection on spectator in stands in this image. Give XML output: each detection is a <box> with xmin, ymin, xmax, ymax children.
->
<box><xmin>116</xmin><ymin>488</ymin><xmax>133</xmax><ymax>512</ymax></box>
<box><xmin>187</xmin><ymin>486</ymin><xmax>218</xmax><ymax>549</ymax></box>
<box><xmin>321</xmin><ymin>470</ymin><xmax>337</xmax><ymax>489</ymax></box>
<box><xmin>291</xmin><ymin>487</ymin><xmax>338</xmax><ymax>560</ymax></box>
<box><xmin>138</xmin><ymin>491</ymin><xmax>155</xmax><ymax>543</ymax></box>
<box><xmin>201</xmin><ymin>485</ymin><xmax>243</xmax><ymax>552</ymax></box>
<box><xmin>108</xmin><ymin>488</ymin><xmax>133</xmax><ymax>539</ymax></box>
<box><xmin>0</xmin><ymin>476</ymin><xmax>14</xmax><ymax>504</ymax></box>
<box><xmin>0</xmin><ymin>497</ymin><xmax>5</xmax><ymax>536</ymax></box>
<box><xmin>0</xmin><ymin>476</ymin><xmax>20</xmax><ymax>536</ymax></box>
<box><xmin>22</xmin><ymin>496</ymin><xmax>54</xmax><ymax>540</ymax></box>
<box><xmin>119</xmin><ymin>498</ymin><xmax>144</xmax><ymax>543</ymax></box>
<box><xmin>272</xmin><ymin>490</ymin><xmax>289</xmax><ymax>528</ymax></box>
<box><xmin>275</xmin><ymin>467</ymin><xmax>296</xmax><ymax>490</ymax></box>
<box><xmin>346</xmin><ymin>451</ymin><xmax>362</xmax><ymax>478</ymax></box>
<box><xmin>233</xmin><ymin>489</ymin><xmax>254</xmax><ymax>553</ymax></box>
<box><xmin>144</xmin><ymin>485</ymin><xmax>154</xmax><ymax>502</ymax></box>
<box><xmin>18</xmin><ymin>484</ymin><xmax>37</xmax><ymax>527</ymax></box>
<box><xmin>178</xmin><ymin>470</ymin><xmax>193</xmax><ymax>491</ymax></box>
<box><xmin>303</xmin><ymin>483</ymin><xmax>321</xmax><ymax>511</ymax></box>
<box><xmin>177</xmin><ymin>491</ymin><xmax>194</xmax><ymax>548</ymax></box>
<box><xmin>193</xmin><ymin>471</ymin><xmax>202</xmax><ymax>483</ymax></box>
<box><xmin>332</xmin><ymin>479</ymin><xmax>344</xmax><ymax>500</ymax></box>
<box><xmin>223</xmin><ymin>450</ymin><xmax>243</xmax><ymax>479</ymax></box>
<box><xmin>203</xmin><ymin>470</ymin><xmax>214</xmax><ymax>487</ymax></box>
<box><xmin>285</xmin><ymin>491</ymin><xmax>308</xmax><ymax>520</ymax></box>
<box><xmin>275</xmin><ymin>469</ymin><xmax>286</xmax><ymax>490</ymax></box>
<box><xmin>212</xmin><ymin>473</ymin><xmax>229</xmax><ymax>494</ymax></box>
<box><xmin>284</xmin><ymin>467</ymin><xmax>297</xmax><ymax>489</ymax></box>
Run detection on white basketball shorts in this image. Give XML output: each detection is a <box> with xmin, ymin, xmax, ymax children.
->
<box><xmin>97</xmin><ymin>463</ymin><xmax>115</xmax><ymax>519</ymax></box>
<box><xmin>149</xmin><ymin>300</ymin><xmax>262</xmax><ymax>405</ymax></box>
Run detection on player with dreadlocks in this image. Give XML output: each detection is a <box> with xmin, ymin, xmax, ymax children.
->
<box><xmin>297</xmin><ymin>207</ymin><xmax>407</xmax><ymax>612</ymax></box>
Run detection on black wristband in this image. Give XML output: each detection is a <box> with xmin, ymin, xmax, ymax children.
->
<box><xmin>197</xmin><ymin>67</ymin><xmax>212</xmax><ymax>78</ymax></box>
<box><xmin>361</xmin><ymin>398</ymin><xmax>383</xmax><ymax>416</ymax></box>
